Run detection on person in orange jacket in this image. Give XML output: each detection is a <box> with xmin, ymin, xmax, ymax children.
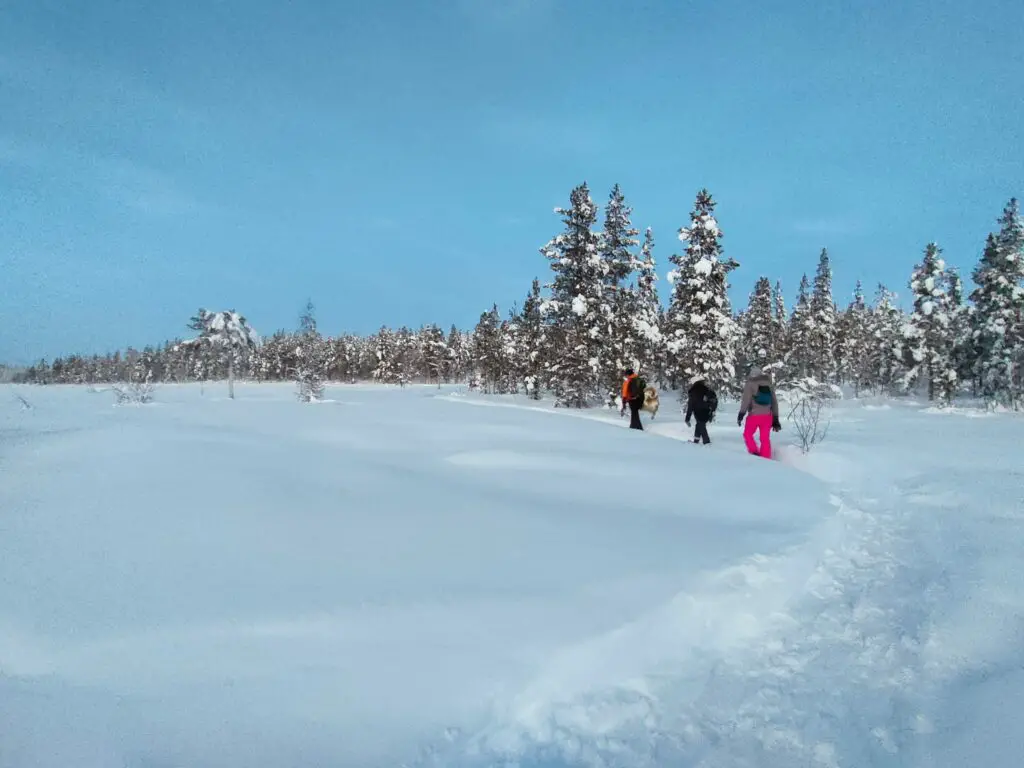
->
<box><xmin>620</xmin><ymin>367</ymin><xmax>645</xmax><ymax>430</ymax></box>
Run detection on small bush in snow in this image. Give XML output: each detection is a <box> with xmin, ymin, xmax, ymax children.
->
<box><xmin>781</xmin><ymin>376</ymin><xmax>836</xmax><ymax>454</ymax></box>
<box><xmin>112</xmin><ymin>376</ymin><xmax>156</xmax><ymax>406</ymax></box>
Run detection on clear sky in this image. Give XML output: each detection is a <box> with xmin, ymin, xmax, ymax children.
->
<box><xmin>1</xmin><ymin>0</ymin><xmax>1021</xmax><ymax>364</ymax></box>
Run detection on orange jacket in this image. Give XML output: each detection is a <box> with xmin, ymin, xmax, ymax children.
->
<box><xmin>622</xmin><ymin>374</ymin><xmax>637</xmax><ymax>401</ymax></box>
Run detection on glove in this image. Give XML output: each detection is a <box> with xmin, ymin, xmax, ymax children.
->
<box><xmin>737</xmin><ymin>413</ymin><xmax>744</xmax><ymax>427</ymax></box>
<box><xmin>684</xmin><ymin>419</ymin><xmax>691</xmax><ymax>427</ymax></box>
<box><xmin>772</xmin><ymin>417</ymin><xmax>782</xmax><ymax>432</ymax></box>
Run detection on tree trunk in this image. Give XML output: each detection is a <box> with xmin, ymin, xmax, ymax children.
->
<box><xmin>228</xmin><ymin>358</ymin><xmax>235</xmax><ymax>400</ymax></box>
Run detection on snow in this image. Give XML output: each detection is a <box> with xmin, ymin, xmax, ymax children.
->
<box><xmin>2</xmin><ymin>383</ymin><xmax>1023</xmax><ymax>767</ymax></box>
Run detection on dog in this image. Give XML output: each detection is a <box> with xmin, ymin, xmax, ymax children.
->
<box><xmin>639</xmin><ymin>386</ymin><xmax>660</xmax><ymax>419</ymax></box>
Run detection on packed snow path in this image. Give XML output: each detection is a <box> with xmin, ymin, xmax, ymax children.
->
<box><xmin>1</xmin><ymin>384</ymin><xmax>1021</xmax><ymax>767</ymax></box>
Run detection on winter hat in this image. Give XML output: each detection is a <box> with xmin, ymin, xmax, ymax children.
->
<box><xmin>688</xmin><ymin>373</ymin><xmax>706</xmax><ymax>386</ymax></box>
<box><xmin>623</xmin><ymin>367</ymin><xmax>635</xmax><ymax>376</ymax></box>
<box><xmin>748</xmin><ymin>365</ymin><xmax>763</xmax><ymax>378</ymax></box>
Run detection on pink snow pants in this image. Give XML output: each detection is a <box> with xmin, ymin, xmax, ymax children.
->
<box><xmin>743</xmin><ymin>413</ymin><xmax>774</xmax><ymax>459</ymax></box>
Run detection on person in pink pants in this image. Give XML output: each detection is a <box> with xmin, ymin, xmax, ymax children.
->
<box><xmin>737</xmin><ymin>366</ymin><xmax>782</xmax><ymax>458</ymax></box>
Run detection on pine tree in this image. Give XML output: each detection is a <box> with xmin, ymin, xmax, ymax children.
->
<box><xmin>809</xmin><ymin>248</ymin><xmax>838</xmax><ymax>382</ymax></box>
<box><xmin>945</xmin><ymin>268</ymin><xmax>974</xmax><ymax>391</ymax></box>
<box><xmin>771</xmin><ymin>280</ymin><xmax>789</xmax><ymax>380</ymax></box>
<box><xmin>867</xmin><ymin>284</ymin><xmax>907</xmax><ymax>395</ymax></box>
<box><xmin>541</xmin><ymin>182</ymin><xmax>605</xmax><ymax>407</ymax></box>
<box><xmin>373</xmin><ymin>326</ymin><xmax>398</xmax><ymax>383</ymax></box>
<box><xmin>472</xmin><ymin>305</ymin><xmax>506</xmax><ymax>394</ymax></box>
<box><xmin>906</xmin><ymin>244</ymin><xmax>958</xmax><ymax>401</ymax></box>
<box><xmin>518</xmin><ymin>278</ymin><xmax>545</xmax><ymax>399</ymax></box>
<box><xmin>970</xmin><ymin>199</ymin><xmax>1024</xmax><ymax>406</ymax></box>
<box><xmin>419</xmin><ymin>324</ymin><xmax>448</xmax><ymax>388</ymax></box>
<box><xmin>599</xmin><ymin>185</ymin><xmax>640</xmax><ymax>394</ymax></box>
<box><xmin>392</xmin><ymin>327</ymin><xmax>417</xmax><ymax>386</ymax></box>
<box><xmin>446</xmin><ymin>325</ymin><xmax>468</xmax><ymax>383</ymax></box>
<box><xmin>664</xmin><ymin>189</ymin><xmax>739</xmax><ymax>391</ymax></box>
<box><xmin>295</xmin><ymin>300</ymin><xmax>328</xmax><ymax>402</ymax></box>
<box><xmin>838</xmin><ymin>281</ymin><xmax>873</xmax><ymax>396</ymax></box>
<box><xmin>187</xmin><ymin>308</ymin><xmax>259</xmax><ymax>399</ymax></box>
<box><xmin>738</xmin><ymin>277</ymin><xmax>776</xmax><ymax>380</ymax></box>
<box><xmin>787</xmin><ymin>275</ymin><xmax>814</xmax><ymax>380</ymax></box>
<box><xmin>630</xmin><ymin>227</ymin><xmax>663</xmax><ymax>382</ymax></box>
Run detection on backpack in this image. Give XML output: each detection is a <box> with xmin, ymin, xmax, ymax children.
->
<box><xmin>753</xmin><ymin>384</ymin><xmax>773</xmax><ymax>406</ymax></box>
<box><xmin>704</xmin><ymin>389</ymin><xmax>718</xmax><ymax>413</ymax></box>
<box><xmin>627</xmin><ymin>375</ymin><xmax>645</xmax><ymax>401</ymax></box>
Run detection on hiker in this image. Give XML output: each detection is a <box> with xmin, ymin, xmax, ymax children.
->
<box><xmin>684</xmin><ymin>374</ymin><xmax>718</xmax><ymax>445</ymax></box>
<box><xmin>619</xmin><ymin>367</ymin><xmax>645</xmax><ymax>430</ymax></box>
<box><xmin>737</xmin><ymin>366</ymin><xmax>782</xmax><ymax>458</ymax></box>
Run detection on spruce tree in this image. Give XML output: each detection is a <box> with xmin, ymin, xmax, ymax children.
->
<box><xmin>295</xmin><ymin>300</ymin><xmax>328</xmax><ymax>402</ymax></box>
<box><xmin>664</xmin><ymin>189</ymin><xmax>739</xmax><ymax>391</ymax></box>
<box><xmin>787</xmin><ymin>275</ymin><xmax>814</xmax><ymax>380</ymax></box>
<box><xmin>518</xmin><ymin>278</ymin><xmax>546</xmax><ymax>399</ymax></box>
<box><xmin>738</xmin><ymin>277</ymin><xmax>776</xmax><ymax>379</ymax></box>
<box><xmin>373</xmin><ymin>326</ymin><xmax>398</xmax><ymax>383</ymax></box>
<box><xmin>598</xmin><ymin>185</ymin><xmax>641</xmax><ymax>394</ymax></box>
<box><xmin>446</xmin><ymin>325</ymin><xmax>468</xmax><ymax>383</ymax></box>
<box><xmin>419</xmin><ymin>324</ymin><xmax>448</xmax><ymax>388</ymax></box>
<box><xmin>970</xmin><ymin>199</ymin><xmax>1024</xmax><ymax>406</ymax></box>
<box><xmin>867</xmin><ymin>284</ymin><xmax>907</xmax><ymax>395</ymax></box>
<box><xmin>838</xmin><ymin>281</ymin><xmax>873</xmax><ymax>396</ymax></box>
<box><xmin>472</xmin><ymin>305</ymin><xmax>506</xmax><ymax>394</ymax></box>
<box><xmin>906</xmin><ymin>244</ymin><xmax>958</xmax><ymax>401</ymax></box>
<box><xmin>771</xmin><ymin>280</ymin><xmax>789</xmax><ymax>380</ymax></box>
<box><xmin>630</xmin><ymin>227</ymin><xmax>663</xmax><ymax>381</ymax></box>
<box><xmin>809</xmin><ymin>248</ymin><xmax>838</xmax><ymax>382</ymax></box>
<box><xmin>945</xmin><ymin>268</ymin><xmax>974</xmax><ymax>392</ymax></box>
<box><xmin>541</xmin><ymin>182</ymin><xmax>605</xmax><ymax>407</ymax></box>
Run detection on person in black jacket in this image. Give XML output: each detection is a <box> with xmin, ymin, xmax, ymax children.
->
<box><xmin>684</xmin><ymin>374</ymin><xmax>718</xmax><ymax>445</ymax></box>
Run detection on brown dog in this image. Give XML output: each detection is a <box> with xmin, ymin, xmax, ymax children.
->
<box><xmin>639</xmin><ymin>386</ymin><xmax>660</xmax><ymax>419</ymax></box>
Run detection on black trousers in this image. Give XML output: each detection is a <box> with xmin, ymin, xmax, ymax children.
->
<box><xmin>628</xmin><ymin>398</ymin><xmax>643</xmax><ymax>430</ymax></box>
<box><xmin>693</xmin><ymin>419</ymin><xmax>710</xmax><ymax>444</ymax></box>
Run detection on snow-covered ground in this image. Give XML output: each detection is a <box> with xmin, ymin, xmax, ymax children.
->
<box><xmin>1</xmin><ymin>382</ymin><xmax>1021</xmax><ymax>767</ymax></box>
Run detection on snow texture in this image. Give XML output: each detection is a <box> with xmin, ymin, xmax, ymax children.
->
<box><xmin>1</xmin><ymin>382</ymin><xmax>1022</xmax><ymax>768</ymax></box>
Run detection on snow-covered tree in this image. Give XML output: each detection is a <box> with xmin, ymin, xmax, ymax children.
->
<box><xmin>419</xmin><ymin>324</ymin><xmax>448</xmax><ymax>388</ymax></box>
<box><xmin>541</xmin><ymin>182</ymin><xmax>605</xmax><ymax>407</ymax></box>
<box><xmin>945</xmin><ymin>268</ymin><xmax>974</xmax><ymax>391</ymax></box>
<box><xmin>373</xmin><ymin>326</ymin><xmax>398</xmax><ymax>383</ymax></box>
<box><xmin>905</xmin><ymin>244</ymin><xmax>958</xmax><ymax>401</ymax></box>
<box><xmin>664</xmin><ymin>189</ymin><xmax>740</xmax><ymax>391</ymax></box>
<box><xmin>786</xmin><ymin>275</ymin><xmax>814</xmax><ymax>379</ymax></box>
<box><xmin>970</xmin><ymin>198</ymin><xmax>1024</xmax><ymax>406</ymax></box>
<box><xmin>294</xmin><ymin>301</ymin><xmax>329</xmax><ymax>402</ymax></box>
<box><xmin>599</xmin><ymin>185</ymin><xmax>640</xmax><ymax>394</ymax></box>
<box><xmin>771</xmin><ymin>280</ymin><xmax>789</xmax><ymax>380</ymax></box>
<box><xmin>738</xmin><ymin>277</ymin><xmax>777</xmax><ymax>380</ymax></box>
<box><xmin>187</xmin><ymin>308</ymin><xmax>259</xmax><ymax>399</ymax></box>
<box><xmin>866</xmin><ymin>284</ymin><xmax>907</xmax><ymax>395</ymax></box>
<box><xmin>518</xmin><ymin>278</ymin><xmax>546</xmax><ymax>399</ymax></box>
<box><xmin>472</xmin><ymin>305</ymin><xmax>509</xmax><ymax>394</ymax></box>
<box><xmin>444</xmin><ymin>326</ymin><xmax>467</xmax><ymax>383</ymax></box>
<box><xmin>809</xmin><ymin>248</ymin><xmax>838</xmax><ymax>382</ymax></box>
<box><xmin>837</xmin><ymin>281</ymin><xmax>873</xmax><ymax>396</ymax></box>
<box><xmin>392</xmin><ymin>327</ymin><xmax>417</xmax><ymax>386</ymax></box>
<box><xmin>630</xmin><ymin>227</ymin><xmax>663</xmax><ymax>382</ymax></box>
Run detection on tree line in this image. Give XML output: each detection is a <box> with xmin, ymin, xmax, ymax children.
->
<box><xmin>14</xmin><ymin>187</ymin><xmax>1024</xmax><ymax>408</ymax></box>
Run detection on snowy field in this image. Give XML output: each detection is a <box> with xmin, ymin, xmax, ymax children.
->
<box><xmin>1</xmin><ymin>382</ymin><xmax>1022</xmax><ymax>768</ymax></box>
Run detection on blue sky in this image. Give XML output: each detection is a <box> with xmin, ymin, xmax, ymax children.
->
<box><xmin>1</xmin><ymin>0</ymin><xmax>1021</xmax><ymax>363</ymax></box>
